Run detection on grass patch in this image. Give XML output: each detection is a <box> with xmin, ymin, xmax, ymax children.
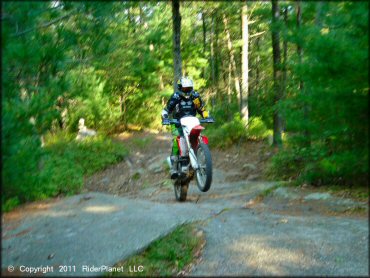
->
<box><xmin>43</xmin><ymin>132</ymin><xmax>128</xmax><ymax>177</ymax></box>
<box><xmin>131</xmin><ymin>137</ymin><xmax>153</xmax><ymax>149</ymax></box>
<box><xmin>161</xmin><ymin>180</ymin><xmax>173</xmax><ymax>188</ymax></box>
<box><xmin>108</xmin><ymin>223</ymin><xmax>205</xmax><ymax>277</ymax></box>
<box><xmin>318</xmin><ymin>184</ymin><xmax>369</xmax><ymax>202</ymax></box>
<box><xmin>342</xmin><ymin>206</ymin><xmax>367</xmax><ymax>214</ymax></box>
<box><xmin>256</xmin><ymin>185</ymin><xmax>280</xmax><ymax>201</ymax></box>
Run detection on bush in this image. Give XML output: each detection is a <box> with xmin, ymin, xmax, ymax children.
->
<box><xmin>43</xmin><ymin>132</ymin><xmax>128</xmax><ymax>177</ymax></box>
<box><xmin>267</xmin><ymin>141</ymin><xmax>368</xmax><ymax>186</ymax></box>
<box><xmin>2</xmin><ymin>197</ymin><xmax>20</xmax><ymax>212</ymax></box>
<box><xmin>266</xmin><ymin>147</ymin><xmax>304</xmax><ymax>182</ymax></box>
<box><xmin>2</xmin><ymin>99</ymin><xmax>45</xmax><ymax>206</ymax></box>
<box><xmin>246</xmin><ymin>117</ymin><xmax>272</xmax><ymax>140</ymax></box>
<box><xmin>65</xmin><ymin>67</ymin><xmax>121</xmax><ymax>134</ymax></box>
<box><xmin>301</xmin><ymin>150</ymin><xmax>368</xmax><ymax>186</ymax></box>
<box><xmin>2</xmin><ymin>131</ymin><xmax>128</xmax><ymax>211</ymax></box>
<box><xmin>205</xmin><ymin>114</ymin><xmax>272</xmax><ymax>148</ymax></box>
<box><xmin>206</xmin><ymin>113</ymin><xmax>247</xmax><ymax>148</ymax></box>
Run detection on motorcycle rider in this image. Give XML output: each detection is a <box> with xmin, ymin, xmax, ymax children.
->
<box><xmin>161</xmin><ymin>77</ymin><xmax>210</xmax><ymax>179</ymax></box>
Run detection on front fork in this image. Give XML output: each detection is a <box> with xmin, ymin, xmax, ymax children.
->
<box><xmin>184</xmin><ymin>134</ymin><xmax>199</xmax><ymax>170</ymax></box>
<box><xmin>189</xmin><ymin>148</ymin><xmax>199</xmax><ymax>170</ymax></box>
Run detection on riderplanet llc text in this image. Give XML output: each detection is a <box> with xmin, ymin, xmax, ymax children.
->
<box><xmin>82</xmin><ymin>265</ymin><xmax>144</xmax><ymax>273</ymax></box>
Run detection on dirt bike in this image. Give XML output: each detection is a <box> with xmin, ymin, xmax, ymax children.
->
<box><xmin>162</xmin><ymin>115</ymin><xmax>215</xmax><ymax>202</ymax></box>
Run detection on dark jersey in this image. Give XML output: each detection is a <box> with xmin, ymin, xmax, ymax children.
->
<box><xmin>165</xmin><ymin>91</ymin><xmax>206</xmax><ymax>119</ymax></box>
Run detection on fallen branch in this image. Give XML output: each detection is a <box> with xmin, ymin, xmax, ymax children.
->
<box><xmin>11</xmin><ymin>10</ymin><xmax>76</xmax><ymax>37</ymax></box>
<box><xmin>250</xmin><ymin>31</ymin><xmax>266</xmax><ymax>38</ymax></box>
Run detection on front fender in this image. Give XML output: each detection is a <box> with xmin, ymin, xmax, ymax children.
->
<box><xmin>201</xmin><ymin>136</ymin><xmax>209</xmax><ymax>145</ymax></box>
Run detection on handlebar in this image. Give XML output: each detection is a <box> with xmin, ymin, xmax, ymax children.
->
<box><xmin>162</xmin><ymin>119</ymin><xmax>179</xmax><ymax>125</ymax></box>
<box><xmin>162</xmin><ymin>117</ymin><xmax>215</xmax><ymax>125</ymax></box>
<box><xmin>200</xmin><ymin>117</ymin><xmax>215</xmax><ymax>124</ymax></box>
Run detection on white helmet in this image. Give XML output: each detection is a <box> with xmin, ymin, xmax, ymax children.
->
<box><xmin>178</xmin><ymin>77</ymin><xmax>194</xmax><ymax>96</ymax></box>
<box><xmin>179</xmin><ymin>77</ymin><xmax>193</xmax><ymax>88</ymax></box>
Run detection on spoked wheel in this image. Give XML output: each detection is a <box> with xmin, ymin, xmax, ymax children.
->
<box><xmin>196</xmin><ymin>142</ymin><xmax>212</xmax><ymax>192</ymax></box>
<box><xmin>174</xmin><ymin>180</ymin><xmax>189</xmax><ymax>202</ymax></box>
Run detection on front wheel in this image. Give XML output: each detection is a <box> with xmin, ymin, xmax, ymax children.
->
<box><xmin>195</xmin><ymin>142</ymin><xmax>212</xmax><ymax>192</ymax></box>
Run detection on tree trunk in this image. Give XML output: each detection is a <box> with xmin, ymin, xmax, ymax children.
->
<box><xmin>228</xmin><ymin>62</ymin><xmax>232</xmax><ymax>104</ymax></box>
<box><xmin>255</xmin><ymin>37</ymin><xmax>260</xmax><ymax>91</ymax></box>
<box><xmin>227</xmin><ymin>61</ymin><xmax>232</xmax><ymax>119</ymax></box>
<box><xmin>172</xmin><ymin>0</ymin><xmax>182</xmax><ymax>91</ymax></box>
<box><xmin>214</xmin><ymin>10</ymin><xmax>220</xmax><ymax>102</ymax></box>
<box><xmin>282</xmin><ymin>7</ymin><xmax>288</xmax><ymax>132</ymax></box>
<box><xmin>241</xmin><ymin>4</ymin><xmax>249</xmax><ymax>123</ymax></box>
<box><xmin>139</xmin><ymin>3</ymin><xmax>143</xmax><ymax>24</ymax></box>
<box><xmin>120</xmin><ymin>94</ymin><xmax>127</xmax><ymax>130</ymax></box>
<box><xmin>210</xmin><ymin>13</ymin><xmax>216</xmax><ymax>106</ymax></box>
<box><xmin>123</xmin><ymin>96</ymin><xmax>127</xmax><ymax>129</ymax></box>
<box><xmin>159</xmin><ymin>74</ymin><xmax>164</xmax><ymax>90</ymax></box>
<box><xmin>202</xmin><ymin>11</ymin><xmax>207</xmax><ymax>80</ymax></box>
<box><xmin>214</xmin><ymin>10</ymin><xmax>220</xmax><ymax>87</ymax></box>
<box><xmin>223</xmin><ymin>13</ymin><xmax>242</xmax><ymax>110</ymax></box>
<box><xmin>271</xmin><ymin>0</ymin><xmax>283</xmax><ymax>147</ymax></box>
<box><xmin>128</xmin><ymin>7</ymin><xmax>136</xmax><ymax>34</ymax></box>
<box><xmin>315</xmin><ymin>1</ymin><xmax>324</xmax><ymax>27</ymax></box>
<box><xmin>297</xmin><ymin>1</ymin><xmax>310</xmax><ymax>146</ymax></box>
<box><xmin>119</xmin><ymin>95</ymin><xmax>123</xmax><ymax>114</ymax></box>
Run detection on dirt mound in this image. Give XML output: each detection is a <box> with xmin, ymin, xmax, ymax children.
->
<box><xmin>85</xmin><ymin>131</ymin><xmax>171</xmax><ymax>195</ymax></box>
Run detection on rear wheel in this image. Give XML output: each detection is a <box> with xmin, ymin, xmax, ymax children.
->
<box><xmin>195</xmin><ymin>142</ymin><xmax>212</xmax><ymax>192</ymax></box>
<box><xmin>174</xmin><ymin>180</ymin><xmax>188</xmax><ymax>202</ymax></box>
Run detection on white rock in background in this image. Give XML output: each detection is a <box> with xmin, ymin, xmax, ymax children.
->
<box><xmin>76</xmin><ymin>118</ymin><xmax>97</xmax><ymax>141</ymax></box>
<box><xmin>273</xmin><ymin>187</ymin><xmax>300</xmax><ymax>199</ymax></box>
<box><xmin>267</xmin><ymin>134</ymin><xmax>273</xmax><ymax>146</ymax></box>
<box><xmin>148</xmin><ymin>159</ymin><xmax>166</xmax><ymax>173</ymax></box>
<box><xmin>304</xmin><ymin>192</ymin><xmax>332</xmax><ymax>201</ymax></box>
<box><xmin>242</xmin><ymin>163</ymin><xmax>257</xmax><ymax>171</ymax></box>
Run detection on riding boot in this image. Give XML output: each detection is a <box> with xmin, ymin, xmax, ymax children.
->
<box><xmin>170</xmin><ymin>155</ymin><xmax>178</xmax><ymax>179</ymax></box>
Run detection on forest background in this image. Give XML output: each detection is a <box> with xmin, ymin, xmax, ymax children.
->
<box><xmin>2</xmin><ymin>1</ymin><xmax>368</xmax><ymax>210</ymax></box>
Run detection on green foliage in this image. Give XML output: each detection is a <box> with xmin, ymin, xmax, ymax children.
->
<box><xmin>267</xmin><ymin>142</ymin><xmax>368</xmax><ymax>186</ymax></box>
<box><xmin>2</xmin><ymin>197</ymin><xmax>21</xmax><ymax>213</ymax></box>
<box><xmin>267</xmin><ymin>1</ymin><xmax>368</xmax><ymax>186</ymax></box>
<box><xmin>65</xmin><ymin>67</ymin><xmax>121</xmax><ymax>134</ymax></box>
<box><xmin>302</xmin><ymin>150</ymin><xmax>368</xmax><ymax>186</ymax></box>
<box><xmin>246</xmin><ymin>117</ymin><xmax>273</xmax><ymax>140</ymax></box>
<box><xmin>266</xmin><ymin>147</ymin><xmax>304</xmax><ymax>182</ymax></box>
<box><xmin>2</xmin><ymin>100</ymin><xmax>45</xmax><ymax>205</ymax></box>
<box><xmin>206</xmin><ymin>114</ymin><xmax>272</xmax><ymax>148</ymax></box>
<box><xmin>44</xmin><ymin>132</ymin><xmax>128</xmax><ymax>177</ymax></box>
<box><xmin>2</xmin><ymin>131</ymin><xmax>128</xmax><ymax>211</ymax></box>
<box><xmin>206</xmin><ymin>113</ymin><xmax>247</xmax><ymax>148</ymax></box>
<box><xmin>132</xmin><ymin>136</ymin><xmax>154</xmax><ymax>149</ymax></box>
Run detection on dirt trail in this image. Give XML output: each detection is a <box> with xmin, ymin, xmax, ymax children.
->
<box><xmin>84</xmin><ymin>130</ymin><xmax>271</xmax><ymax>196</ymax></box>
<box><xmin>83</xmin><ymin>131</ymin><xmax>369</xmax><ymax>276</ymax></box>
<box><xmin>2</xmin><ymin>131</ymin><xmax>368</xmax><ymax>276</ymax></box>
<box><xmin>85</xmin><ymin>130</ymin><xmax>367</xmax><ymax>218</ymax></box>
